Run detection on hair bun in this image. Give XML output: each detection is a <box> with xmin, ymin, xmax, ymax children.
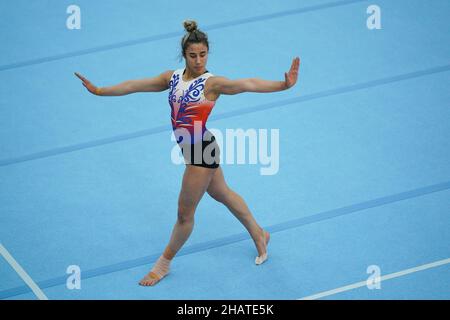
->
<box><xmin>183</xmin><ymin>20</ymin><xmax>198</xmax><ymax>33</ymax></box>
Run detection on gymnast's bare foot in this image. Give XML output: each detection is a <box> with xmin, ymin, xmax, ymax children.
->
<box><xmin>255</xmin><ymin>229</ymin><xmax>270</xmax><ymax>265</ymax></box>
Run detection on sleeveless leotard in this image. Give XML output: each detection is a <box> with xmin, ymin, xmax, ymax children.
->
<box><xmin>168</xmin><ymin>68</ymin><xmax>215</xmax><ymax>144</ymax></box>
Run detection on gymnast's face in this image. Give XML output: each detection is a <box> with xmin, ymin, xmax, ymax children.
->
<box><xmin>184</xmin><ymin>43</ymin><xmax>208</xmax><ymax>75</ymax></box>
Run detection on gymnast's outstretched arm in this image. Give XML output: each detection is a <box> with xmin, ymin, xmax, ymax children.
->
<box><xmin>74</xmin><ymin>70</ymin><xmax>173</xmax><ymax>96</ymax></box>
<box><xmin>208</xmin><ymin>57</ymin><xmax>300</xmax><ymax>95</ymax></box>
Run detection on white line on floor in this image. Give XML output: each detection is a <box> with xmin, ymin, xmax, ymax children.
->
<box><xmin>298</xmin><ymin>257</ymin><xmax>450</xmax><ymax>300</ymax></box>
<box><xmin>0</xmin><ymin>243</ymin><xmax>48</xmax><ymax>300</ymax></box>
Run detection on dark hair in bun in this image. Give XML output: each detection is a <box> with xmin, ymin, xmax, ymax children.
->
<box><xmin>180</xmin><ymin>20</ymin><xmax>209</xmax><ymax>60</ymax></box>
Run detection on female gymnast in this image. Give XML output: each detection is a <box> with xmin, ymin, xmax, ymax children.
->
<box><xmin>75</xmin><ymin>20</ymin><xmax>300</xmax><ymax>286</ymax></box>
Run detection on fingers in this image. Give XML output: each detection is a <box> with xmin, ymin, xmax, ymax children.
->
<box><xmin>75</xmin><ymin>72</ymin><xmax>97</xmax><ymax>94</ymax></box>
<box><xmin>286</xmin><ymin>58</ymin><xmax>300</xmax><ymax>88</ymax></box>
<box><xmin>74</xmin><ymin>72</ymin><xmax>84</xmax><ymax>81</ymax></box>
<box><xmin>290</xmin><ymin>57</ymin><xmax>299</xmax><ymax>70</ymax></box>
<box><xmin>288</xmin><ymin>57</ymin><xmax>300</xmax><ymax>73</ymax></box>
<box><xmin>290</xmin><ymin>59</ymin><xmax>296</xmax><ymax>72</ymax></box>
<box><xmin>293</xmin><ymin>57</ymin><xmax>300</xmax><ymax>70</ymax></box>
<box><xmin>74</xmin><ymin>72</ymin><xmax>90</xmax><ymax>84</ymax></box>
<box><xmin>289</xmin><ymin>57</ymin><xmax>300</xmax><ymax>77</ymax></box>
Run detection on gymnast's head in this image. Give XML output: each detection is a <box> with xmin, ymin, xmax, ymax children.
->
<box><xmin>180</xmin><ymin>20</ymin><xmax>209</xmax><ymax>75</ymax></box>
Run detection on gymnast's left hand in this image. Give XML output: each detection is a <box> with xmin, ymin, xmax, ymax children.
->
<box><xmin>284</xmin><ymin>57</ymin><xmax>300</xmax><ymax>89</ymax></box>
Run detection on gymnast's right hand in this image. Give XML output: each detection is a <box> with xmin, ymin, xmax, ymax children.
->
<box><xmin>74</xmin><ymin>72</ymin><xmax>101</xmax><ymax>95</ymax></box>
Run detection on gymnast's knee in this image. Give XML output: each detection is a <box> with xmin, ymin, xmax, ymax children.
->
<box><xmin>177</xmin><ymin>203</ymin><xmax>195</xmax><ymax>224</ymax></box>
<box><xmin>207</xmin><ymin>187</ymin><xmax>231</xmax><ymax>204</ymax></box>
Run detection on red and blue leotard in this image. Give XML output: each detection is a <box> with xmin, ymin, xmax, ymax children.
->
<box><xmin>168</xmin><ymin>68</ymin><xmax>216</xmax><ymax>144</ymax></box>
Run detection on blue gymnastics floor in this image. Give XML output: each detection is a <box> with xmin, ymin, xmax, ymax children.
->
<box><xmin>1</xmin><ymin>0</ymin><xmax>449</xmax><ymax>300</ymax></box>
